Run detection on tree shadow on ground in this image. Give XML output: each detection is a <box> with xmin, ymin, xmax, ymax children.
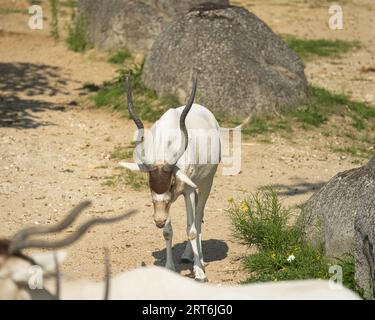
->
<box><xmin>271</xmin><ymin>181</ymin><xmax>326</xmax><ymax>196</ymax></box>
<box><xmin>0</xmin><ymin>96</ymin><xmax>65</xmax><ymax>128</ymax></box>
<box><xmin>152</xmin><ymin>239</ymin><xmax>228</xmax><ymax>276</ymax></box>
<box><xmin>0</xmin><ymin>62</ymin><xmax>73</xmax><ymax>129</ymax></box>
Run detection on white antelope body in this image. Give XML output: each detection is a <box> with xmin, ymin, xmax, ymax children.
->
<box><xmin>2</xmin><ymin>263</ymin><xmax>360</xmax><ymax>300</ymax></box>
<box><xmin>74</xmin><ymin>266</ymin><xmax>360</xmax><ymax>300</ymax></box>
<box><xmin>0</xmin><ymin>204</ymin><xmax>359</xmax><ymax>300</ymax></box>
<box><xmin>120</xmin><ymin>75</ymin><xmax>220</xmax><ymax>281</ymax></box>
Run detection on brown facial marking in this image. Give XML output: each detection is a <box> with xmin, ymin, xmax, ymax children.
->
<box><xmin>149</xmin><ymin>165</ymin><xmax>174</xmax><ymax>194</ymax></box>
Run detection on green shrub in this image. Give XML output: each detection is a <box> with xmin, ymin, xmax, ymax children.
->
<box><xmin>50</xmin><ymin>0</ymin><xmax>59</xmax><ymax>40</ymax></box>
<box><xmin>227</xmin><ymin>188</ymin><xmax>362</xmax><ymax>295</ymax></box>
<box><xmin>66</xmin><ymin>11</ymin><xmax>89</xmax><ymax>52</ymax></box>
<box><xmin>227</xmin><ymin>189</ymin><xmax>301</xmax><ymax>251</ymax></box>
<box><xmin>108</xmin><ymin>50</ymin><xmax>132</xmax><ymax>64</ymax></box>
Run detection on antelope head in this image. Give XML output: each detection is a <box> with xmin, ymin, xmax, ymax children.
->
<box><xmin>120</xmin><ymin>75</ymin><xmax>198</xmax><ymax>228</ymax></box>
<box><xmin>0</xmin><ymin>201</ymin><xmax>136</xmax><ymax>299</ymax></box>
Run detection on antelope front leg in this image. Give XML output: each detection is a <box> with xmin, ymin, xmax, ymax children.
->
<box><xmin>185</xmin><ymin>189</ymin><xmax>207</xmax><ymax>282</ymax></box>
<box><xmin>180</xmin><ymin>191</ymin><xmax>197</xmax><ymax>263</ymax></box>
<box><xmin>163</xmin><ymin>218</ymin><xmax>175</xmax><ymax>271</ymax></box>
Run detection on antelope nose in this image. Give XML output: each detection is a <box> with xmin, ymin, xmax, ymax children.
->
<box><xmin>154</xmin><ymin>220</ymin><xmax>166</xmax><ymax>229</ymax></box>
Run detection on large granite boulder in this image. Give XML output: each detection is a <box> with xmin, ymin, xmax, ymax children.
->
<box><xmin>142</xmin><ymin>3</ymin><xmax>308</xmax><ymax>118</ymax></box>
<box><xmin>78</xmin><ymin>0</ymin><xmax>229</xmax><ymax>55</ymax></box>
<box><xmin>354</xmin><ymin>160</ymin><xmax>375</xmax><ymax>299</ymax></box>
<box><xmin>300</xmin><ymin>156</ymin><xmax>375</xmax><ymax>259</ymax></box>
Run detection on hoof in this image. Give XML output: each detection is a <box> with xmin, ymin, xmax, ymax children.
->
<box><xmin>194</xmin><ymin>277</ymin><xmax>208</xmax><ymax>283</ymax></box>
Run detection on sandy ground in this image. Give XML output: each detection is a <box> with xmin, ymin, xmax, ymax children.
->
<box><xmin>0</xmin><ymin>0</ymin><xmax>373</xmax><ymax>284</ymax></box>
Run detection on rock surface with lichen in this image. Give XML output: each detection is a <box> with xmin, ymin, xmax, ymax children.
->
<box><xmin>300</xmin><ymin>156</ymin><xmax>375</xmax><ymax>261</ymax></box>
<box><xmin>354</xmin><ymin>163</ymin><xmax>375</xmax><ymax>299</ymax></box>
<box><xmin>78</xmin><ymin>0</ymin><xmax>229</xmax><ymax>55</ymax></box>
<box><xmin>142</xmin><ymin>3</ymin><xmax>308</xmax><ymax>117</ymax></box>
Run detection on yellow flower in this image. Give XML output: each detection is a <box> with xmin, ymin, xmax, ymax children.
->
<box><xmin>240</xmin><ymin>201</ymin><xmax>249</xmax><ymax>213</ymax></box>
<box><xmin>271</xmin><ymin>252</ymin><xmax>276</xmax><ymax>260</ymax></box>
<box><xmin>293</xmin><ymin>245</ymin><xmax>301</xmax><ymax>253</ymax></box>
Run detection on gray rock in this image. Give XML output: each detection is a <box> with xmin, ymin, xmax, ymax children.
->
<box><xmin>354</xmin><ymin>159</ymin><xmax>375</xmax><ymax>299</ymax></box>
<box><xmin>300</xmin><ymin>156</ymin><xmax>375</xmax><ymax>260</ymax></box>
<box><xmin>78</xmin><ymin>0</ymin><xmax>229</xmax><ymax>55</ymax></box>
<box><xmin>143</xmin><ymin>3</ymin><xmax>307</xmax><ymax>118</ymax></box>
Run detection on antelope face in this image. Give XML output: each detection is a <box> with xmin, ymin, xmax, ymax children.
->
<box><xmin>149</xmin><ymin>164</ymin><xmax>174</xmax><ymax>228</ymax></box>
<box><xmin>0</xmin><ymin>239</ymin><xmax>66</xmax><ymax>300</ymax></box>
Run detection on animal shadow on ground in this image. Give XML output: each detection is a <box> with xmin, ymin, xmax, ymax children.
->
<box><xmin>0</xmin><ymin>62</ymin><xmax>73</xmax><ymax>129</ymax></box>
<box><xmin>152</xmin><ymin>239</ymin><xmax>229</xmax><ymax>276</ymax></box>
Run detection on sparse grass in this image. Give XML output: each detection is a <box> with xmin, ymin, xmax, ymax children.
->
<box><xmin>66</xmin><ymin>10</ymin><xmax>89</xmax><ymax>52</ymax></box>
<box><xmin>103</xmin><ymin>144</ymin><xmax>145</xmax><ymax>190</ymax></box>
<box><xmin>110</xmin><ymin>145</ymin><xmax>134</xmax><ymax>161</ymax></box>
<box><xmin>60</xmin><ymin>0</ymin><xmax>77</xmax><ymax>8</ymax></box>
<box><xmin>332</xmin><ymin>146</ymin><xmax>374</xmax><ymax>159</ymax></box>
<box><xmin>0</xmin><ymin>8</ymin><xmax>27</xmax><ymax>14</ymax></box>
<box><xmin>283</xmin><ymin>35</ymin><xmax>360</xmax><ymax>61</ymax></box>
<box><xmin>231</xmin><ymin>85</ymin><xmax>375</xmax><ymax>159</ymax></box>
<box><xmin>304</xmin><ymin>0</ymin><xmax>350</xmax><ymax>8</ymax></box>
<box><xmin>103</xmin><ymin>169</ymin><xmax>147</xmax><ymax>191</ymax></box>
<box><xmin>241</xmin><ymin>85</ymin><xmax>375</xmax><ymax>133</ymax></box>
<box><xmin>227</xmin><ymin>188</ymin><xmax>363</xmax><ymax>295</ymax></box>
<box><xmin>50</xmin><ymin>0</ymin><xmax>59</xmax><ymax>40</ymax></box>
<box><xmin>108</xmin><ymin>50</ymin><xmax>132</xmax><ymax>65</ymax></box>
<box><xmin>92</xmin><ymin>64</ymin><xmax>180</xmax><ymax>123</ymax></box>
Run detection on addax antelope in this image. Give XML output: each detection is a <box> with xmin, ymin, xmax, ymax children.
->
<box><xmin>119</xmin><ymin>74</ymin><xmax>221</xmax><ymax>282</ymax></box>
<box><xmin>0</xmin><ymin>201</ymin><xmax>136</xmax><ymax>300</ymax></box>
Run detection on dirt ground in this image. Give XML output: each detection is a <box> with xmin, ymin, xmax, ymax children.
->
<box><xmin>0</xmin><ymin>0</ymin><xmax>374</xmax><ymax>284</ymax></box>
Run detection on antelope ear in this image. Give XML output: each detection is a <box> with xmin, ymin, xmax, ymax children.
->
<box><xmin>118</xmin><ymin>162</ymin><xmax>149</xmax><ymax>172</ymax></box>
<box><xmin>175</xmin><ymin>169</ymin><xmax>197</xmax><ymax>189</ymax></box>
<box><xmin>11</xmin><ymin>251</ymin><xmax>67</xmax><ymax>284</ymax></box>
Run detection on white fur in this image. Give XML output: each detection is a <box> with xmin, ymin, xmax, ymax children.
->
<box><xmin>122</xmin><ymin>104</ymin><xmax>221</xmax><ymax>281</ymax></box>
<box><xmin>9</xmin><ymin>265</ymin><xmax>360</xmax><ymax>300</ymax></box>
